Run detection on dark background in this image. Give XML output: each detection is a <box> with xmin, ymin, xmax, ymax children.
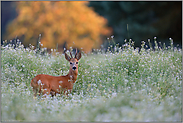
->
<box><xmin>1</xmin><ymin>1</ymin><xmax>182</xmax><ymax>49</ymax></box>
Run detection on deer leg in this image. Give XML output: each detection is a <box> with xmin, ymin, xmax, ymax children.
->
<box><xmin>50</xmin><ymin>91</ymin><xmax>56</xmax><ymax>97</ymax></box>
<box><xmin>33</xmin><ymin>88</ymin><xmax>38</xmax><ymax>97</ymax></box>
<box><xmin>32</xmin><ymin>88</ymin><xmax>38</xmax><ymax>99</ymax></box>
<box><xmin>41</xmin><ymin>88</ymin><xmax>51</xmax><ymax>98</ymax></box>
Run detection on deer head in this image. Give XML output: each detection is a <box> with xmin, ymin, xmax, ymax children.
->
<box><xmin>65</xmin><ymin>48</ymin><xmax>81</xmax><ymax>71</ymax></box>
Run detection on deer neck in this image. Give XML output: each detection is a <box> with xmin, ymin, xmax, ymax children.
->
<box><xmin>66</xmin><ymin>68</ymin><xmax>78</xmax><ymax>83</ymax></box>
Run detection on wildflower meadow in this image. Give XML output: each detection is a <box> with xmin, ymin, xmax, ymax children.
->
<box><xmin>1</xmin><ymin>38</ymin><xmax>182</xmax><ymax>121</ymax></box>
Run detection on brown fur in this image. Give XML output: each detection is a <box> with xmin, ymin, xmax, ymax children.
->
<box><xmin>30</xmin><ymin>50</ymin><xmax>81</xmax><ymax>97</ymax></box>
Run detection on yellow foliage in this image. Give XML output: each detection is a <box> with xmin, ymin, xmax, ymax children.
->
<box><xmin>5</xmin><ymin>1</ymin><xmax>112</xmax><ymax>52</ymax></box>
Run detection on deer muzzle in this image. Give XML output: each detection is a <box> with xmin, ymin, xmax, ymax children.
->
<box><xmin>72</xmin><ymin>66</ymin><xmax>77</xmax><ymax>70</ymax></box>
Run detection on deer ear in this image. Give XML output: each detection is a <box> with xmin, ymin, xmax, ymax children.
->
<box><xmin>75</xmin><ymin>52</ymin><xmax>81</xmax><ymax>60</ymax></box>
<box><xmin>65</xmin><ymin>53</ymin><xmax>71</xmax><ymax>61</ymax></box>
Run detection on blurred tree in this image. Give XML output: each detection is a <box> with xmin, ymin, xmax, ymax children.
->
<box><xmin>89</xmin><ymin>1</ymin><xmax>182</xmax><ymax>47</ymax></box>
<box><xmin>4</xmin><ymin>1</ymin><xmax>111</xmax><ymax>52</ymax></box>
<box><xmin>1</xmin><ymin>1</ymin><xmax>18</xmax><ymax>41</ymax></box>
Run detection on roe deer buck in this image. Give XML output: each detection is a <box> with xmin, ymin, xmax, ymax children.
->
<box><xmin>30</xmin><ymin>49</ymin><xmax>81</xmax><ymax>97</ymax></box>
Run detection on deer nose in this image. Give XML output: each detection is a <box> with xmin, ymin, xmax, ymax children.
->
<box><xmin>72</xmin><ymin>66</ymin><xmax>77</xmax><ymax>70</ymax></box>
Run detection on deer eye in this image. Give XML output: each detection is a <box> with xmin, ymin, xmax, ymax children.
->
<box><xmin>70</xmin><ymin>62</ymin><xmax>72</xmax><ymax>65</ymax></box>
<box><xmin>76</xmin><ymin>62</ymin><xmax>78</xmax><ymax>64</ymax></box>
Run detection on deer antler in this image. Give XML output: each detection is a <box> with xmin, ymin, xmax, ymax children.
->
<box><xmin>75</xmin><ymin>48</ymin><xmax>78</xmax><ymax>58</ymax></box>
<box><xmin>69</xmin><ymin>50</ymin><xmax>73</xmax><ymax>58</ymax></box>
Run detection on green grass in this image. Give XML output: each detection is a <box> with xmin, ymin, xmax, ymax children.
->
<box><xmin>1</xmin><ymin>39</ymin><xmax>182</xmax><ymax>121</ymax></box>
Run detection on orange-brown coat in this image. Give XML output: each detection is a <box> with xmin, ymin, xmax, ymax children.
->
<box><xmin>30</xmin><ymin>50</ymin><xmax>81</xmax><ymax>97</ymax></box>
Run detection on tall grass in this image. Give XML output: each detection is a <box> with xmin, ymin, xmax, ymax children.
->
<box><xmin>1</xmin><ymin>38</ymin><xmax>182</xmax><ymax>121</ymax></box>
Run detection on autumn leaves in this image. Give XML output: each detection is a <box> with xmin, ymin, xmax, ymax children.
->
<box><xmin>5</xmin><ymin>1</ymin><xmax>112</xmax><ymax>53</ymax></box>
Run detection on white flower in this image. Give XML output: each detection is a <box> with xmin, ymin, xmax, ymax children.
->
<box><xmin>37</xmin><ymin>80</ymin><xmax>41</xmax><ymax>85</ymax></box>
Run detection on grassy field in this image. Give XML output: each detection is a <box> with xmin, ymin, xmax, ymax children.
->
<box><xmin>1</xmin><ymin>39</ymin><xmax>182</xmax><ymax>122</ymax></box>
